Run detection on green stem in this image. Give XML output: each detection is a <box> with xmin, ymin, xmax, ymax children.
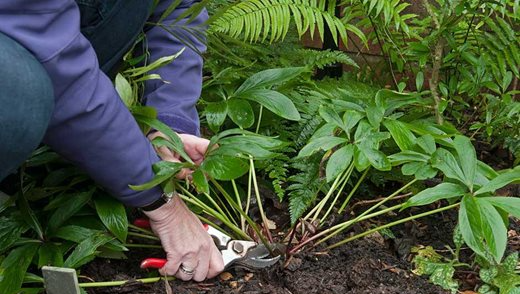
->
<box><xmin>79</xmin><ymin>277</ymin><xmax>175</xmax><ymax>288</ymax></box>
<box><xmin>177</xmin><ymin>194</ymin><xmax>248</xmax><ymax>240</ymax></box>
<box><xmin>231</xmin><ymin>179</ymin><xmax>245</xmax><ymax>229</ymax></box>
<box><xmin>327</xmin><ymin>203</ymin><xmax>459</xmax><ymax>250</ymax></box>
<box><xmin>311</xmin><ymin>171</ymin><xmax>347</xmax><ymax>222</ymax></box>
<box><xmin>289</xmin><ymin>203</ymin><xmax>404</xmax><ymax>253</ymax></box>
<box><xmin>250</xmin><ymin>159</ymin><xmax>273</xmax><ymax>242</ymax></box>
<box><xmin>128</xmin><ymin>232</ymin><xmax>159</xmax><ymax>241</ymax></box>
<box><xmin>210</xmin><ymin>179</ymin><xmax>267</xmax><ymax>242</ymax></box>
<box><xmin>316</xmin><ymin>179</ymin><xmax>418</xmax><ymax>247</ymax></box>
<box><xmin>124</xmin><ymin>244</ymin><xmax>162</xmax><ymax>249</ymax></box>
<box><xmin>320</xmin><ymin>164</ymin><xmax>355</xmax><ymax>223</ymax></box>
<box><xmin>243</xmin><ymin>168</ymin><xmax>253</xmax><ymax>231</ymax></box>
<box><xmin>338</xmin><ymin>167</ymin><xmax>370</xmax><ymax>213</ymax></box>
<box><xmin>128</xmin><ymin>224</ymin><xmax>154</xmax><ymax>236</ymax></box>
<box><xmin>255</xmin><ymin>105</ymin><xmax>264</xmax><ymax>134</ymax></box>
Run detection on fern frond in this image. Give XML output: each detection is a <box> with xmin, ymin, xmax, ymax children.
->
<box><xmin>479</xmin><ymin>16</ymin><xmax>520</xmax><ymax>78</ymax></box>
<box><xmin>210</xmin><ymin>0</ymin><xmax>349</xmax><ymax>46</ymax></box>
<box><xmin>287</xmin><ymin>153</ymin><xmax>322</xmax><ymax>224</ymax></box>
<box><xmin>342</xmin><ymin>0</ymin><xmax>416</xmax><ymax>36</ymax></box>
<box><xmin>294</xmin><ymin>49</ymin><xmax>358</xmax><ymax>69</ymax></box>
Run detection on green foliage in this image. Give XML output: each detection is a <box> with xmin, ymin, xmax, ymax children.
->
<box><xmin>412</xmin><ymin>246</ymin><xmax>459</xmax><ymax>293</ymax></box>
<box><xmin>210</xmin><ymin>0</ymin><xmax>354</xmax><ymax>45</ymax></box>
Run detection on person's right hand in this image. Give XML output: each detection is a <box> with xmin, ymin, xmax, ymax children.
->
<box><xmin>143</xmin><ymin>194</ymin><xmax>224</xmax><ymax>281</ymax></box>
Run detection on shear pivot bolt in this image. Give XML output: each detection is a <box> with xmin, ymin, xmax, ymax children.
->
<box><xmin>232</xmin><ymin>242</ymin><xmax>244</xmax><ymax>253</ymax></box>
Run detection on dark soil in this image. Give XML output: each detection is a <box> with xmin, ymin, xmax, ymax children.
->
<box><xmin>82</xmin><ymin>212</ymin><xmax>454</xmax><ymax>294</ymax></box>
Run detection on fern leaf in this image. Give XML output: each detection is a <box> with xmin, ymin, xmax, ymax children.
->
<box><xmin>211</xmin><ymin>0</ymin><xmax>348</xmax><ymax>45</ymax></box>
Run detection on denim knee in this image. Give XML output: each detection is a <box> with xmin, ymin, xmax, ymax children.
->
<box><xmin>0</xmin><ymin>32</ymin><xmax>54</xmax><ymax>180</ymax></box>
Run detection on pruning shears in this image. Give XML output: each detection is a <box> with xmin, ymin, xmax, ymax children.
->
<box><xmin>133</xmin><ymin>218</ymin><xmax>281</xmax><ymax>270</ymax></box>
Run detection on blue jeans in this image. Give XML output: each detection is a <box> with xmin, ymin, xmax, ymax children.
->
<box><xmin>0</xmin><ymin>0</ymin><xmax>154</xmax><ymax>181</ymax></box>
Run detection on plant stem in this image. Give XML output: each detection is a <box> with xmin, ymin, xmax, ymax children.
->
<box><xmin>79</xmin><ymin>277</ymin><xmax>175</xmax><ymax>288</ymax></box>
<box><xmin>128</xmin><ymin>232</ymin><xmax>159</xmax><ymax>241</ymax></box>
<box><xmin>250</xmin><ymin>159</ymin><xmax>273</xmax><ymax>242</ymax></box>
<box><xmin>305</xmin><ymin>171</ymin><xmax>344</xmax><ymax>223</ymax></box>
<box><xmin>177</xmin><ymin>194</ymin><xmax>248</xmax><ymax>240</ymax></box>
<box><xmin>231</xmin><ymin>179</ymin><xmax>245</xmax><ymax>230</ymax></box>
<box><xmin>244</xmin><ymin>168</ymin><xmax>253</xmax><ymax>231</ymax></box>
<box><xmin>128</xmin><ymin>224</ymin><xmax>155</xmax><ymax>236</ymax></box>
<box><xmin>327</xmin><ymin>203</ymin><xmax>459</xmax><ymax>249</ymax></box>
<box><xmin>320</xmin><ymin>164</ymin><xmax>355</xmax><ymax>223</ymax></box>
<box><xmin>338</xmin><ymin>167</ymin><xmax>370</xmax><ymax>213</ymax></box>
<box><xmin>255</xmin><ymin>105</ymin><xmax>264</xmax><ymax>134</ymax></box>
<box><xmin>315</xmin><ymin>179</ymin><xmax>418</xmax><ymax>246</ymax></box>
<box><xmin>289</xmin><ymin>203</ymin><xmax>404</xmax><ymax>254</ymax></box>
<box><xmin>124</xmin><ymin>244</ymin><xmax>162</xmax><ymax>249</ymax></box>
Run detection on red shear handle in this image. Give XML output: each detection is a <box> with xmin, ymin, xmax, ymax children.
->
<box><xmin>140</xmin><ymin>258</ymin><xmax>167</xmax><ymax>269</ymax></box>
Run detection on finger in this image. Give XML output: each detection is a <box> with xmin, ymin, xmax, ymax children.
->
<box><xmin>175</xmin><ymin>261</ymin><xmax>198</xmax><ymax>281</ymax></box>
<box><xmin>207</xmin><ymin>244</ymin><xmax>225</xmax><ymax>279</ymax></box>
<box><xmin>156</xmin><ymin>146</ymin><xmax>177</xmax><ymax>162</ymax></box>
<box><xmin>193</xmin><ymin>250</ymin><xmax>210</xmax><ymax>282</ymax></box>
<box><xmin>159</xmin><ymin>256</ymin><xmax>182</xmax><ymax>277</ymax></box>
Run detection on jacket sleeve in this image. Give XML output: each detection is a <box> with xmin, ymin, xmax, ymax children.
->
<box><xmin>0</xmin><ymin>0</ymin><xmax>162</xmax><ymax>207</ymax></box>
<box><xmin>143</xmin><ymin>0</ymin><xmax>208</xmax><ymax>136</ymax></box>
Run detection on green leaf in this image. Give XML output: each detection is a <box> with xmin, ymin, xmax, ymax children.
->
<box><xmin>416</xmin><ymin>71</ymin><xmax>424</xmax><ymax>91</ymax></box>
<box><xmin>389</xmin><ymin>150</ymin><xmax>430</xmax><ymax>165</ymax></box>
<box><xmin>477</xmin><ymin>198</ymin><xmax>508</xmax><ymax>262</ymax></box>
<box><xmin>353</xmin><ymin>145</ymin><xmax>371</xmax><ymax>171</ymax></box>
<box><xmin>94</xmin><ymin>196</ymin><xmax>128</xmax><ymax>242</ymax></box>
<box><xmin>38</xmin><ymin>243</ymin><xmax>63</xmax><ymax>268</ymax></box>
<box><xmin>235</xmin><ymin>67</ymin><xmax>305</xmax><ymax>94</ymax></box>
<box><xmin>480</xmin><ymin>197</ymin><xmax>520</xmax><ymax>219</ymax></box>
<box><xmin>326</xmin><ymin>145</ymin><xmax>354</xmax><ymax>182</ymax></box>
<box><xmin>342</xmin><ymin>110</ymin><xmax>364</xmax><ymax>136</ymax></box>
<box><xmin>63</xmin><ymin>233</ymin><xmax>113</xmax><ymax>268</ymax></box>
<box><xmin>192</xmin><ymin>170</ymin><xmax>209</xmax><ymax>194</ymax></box>
<box><xmin>360</xmin><ymin>147</ymin><xmax>391</xmax><ymax>171</ymax></box>
<box><xmin>384</xmin><ymin>120</ymin><xmax>416</xmax><ymax>151</ymax></box>
<box><xmin>201</xmin><ymin>155</ymin><xmax>249</xmax><ymax>180</ymax></box>
<box><xmin>133</xmin><ymin>114</ymin><xmax>192</xmax><ymax>163</ymax></box>
<box><xmin>115</xmin><ymin>74</ymin><xmax>134</xmax><ymax>107</ymax></box>
<box><xmin>417</xmin><ymin>134</ymin><xmax>436</xmax><ymax>155</ymax></box>
<box><xmin>47</xmin><ymin>191</ymin><xmax>92</xmax><ymax>234</ymax></box>
<box><xmin>431</xmin><ymin>148</ymin><xmax>466</xmax><ymax>184</ymax></box>
<box><xmin>402</xmin><ymin>162</ymin><xmax>423</xmax><ymax>175</ymax></box>
<box><xmin>319</xmin><ymin>106</ymin><xmax>344</xmax><ymax>129</ymax></box>
<box><xmin>453</xmin><ymin>136</ymin><xmax>477</xmax><ymax>191</ymax></box>
<box><xmin>227</xmin><ymin>99</ymin><xmax>254</xmax><ymax>129</ymax></box>
<box><xmin>475</xmin><ymin>168</ymin><xmax>520</xmax><ymax>195</ymax></box>
<box><xmin>52</xmin><ymin>225</ymin><xmax>101</xmax><ymax>243</ymax></box>
<box><xmin>0</xmin><ymin>216</ymin><xmax>28</xmax><ymax>254</ymax></box>
<box><xmin>413</xmin><ymin>255</ymin><xmax>458</xmax><ymax>293</ymax></box>
<box><xmin>404</xmin><ymin>183</ymin><xmax>467</xmax><ymax>208</ymax></box>
<box><xmin>459</xmin><ymin>195</ymin><xmax>487</xmax><ymax>259</ymax></box>
<box><xmin>298</xmin><ymin>136</ymin><xmax>347</xmax><ymax>158</ymax></box>
<box><xmin>129</xmin><ymin>161</ymin><xmax>185</xmax><ymax>191</ymax></box>
<box><xmin>240</xmin><ymin>89</ymin><xmax>300</xmax><ymax>121</ymax></box>
<box><xmin>205</xmin><ymin>101</ymin><xmax>228</xmax><ymax>132</ymax></box>
<box><xmin>415</xmin><ymin>164</ymin><xmax>437</xmax><ymax>180</ymax></box>
<box><xmin>0</xmin><ymin>243</ymin><xmax>39</xmax><ymax>294</ymax></box>
<box><xmin>366</xmin><ymin>105</ymin><xmax>385</xmax><ymax>128</ymax></box>
<box><xmin>17</xmin><ymin>193</ymin><xmax>43</xmax><ymax>241</ymax></box>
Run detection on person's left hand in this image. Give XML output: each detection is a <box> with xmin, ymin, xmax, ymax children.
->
<box><xmin>148</xmin><ymin>131</ymin><xmax>209</xmax><ymax>178</ymax></box>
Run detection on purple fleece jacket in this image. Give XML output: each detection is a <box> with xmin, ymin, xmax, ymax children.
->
<box><xmin>0</xmin><ymin>0</ymin><xmax>206</xmax><ymax>207</ymax></box>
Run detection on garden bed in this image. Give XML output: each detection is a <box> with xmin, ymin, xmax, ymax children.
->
<box><xmin>81</xmin><ymin>210</ymin><xmax>469</xmax><ymax>294</ymax></box>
